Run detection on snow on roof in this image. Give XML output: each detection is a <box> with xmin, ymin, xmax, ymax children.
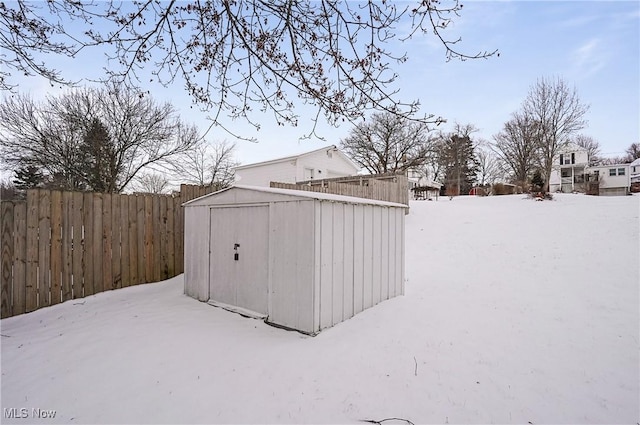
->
<box><xmin>183</xmin><ymin>184</ymin><xmax>408</xmax><ymax>208</ymax></box>
<box><xmin>630</xmin><ymin>158</ymin><xmax>640</xmax><ymax>167</ymax></box>
<box><xmin>233</xmin><ymin>145</ymin><xmax>359</xmax><ymax>171</ymax></box>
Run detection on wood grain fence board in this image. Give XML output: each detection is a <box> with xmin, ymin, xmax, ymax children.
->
<box><xmin>144</xmin><ymin>195</ymin><xmax>153</xmax><ymax>283</ymax></box>
<box><xmin>49</xmin><ymin>191</ymin><xmax>62</xmax><ymax>305</ymax></box>
<box><xmin>81</xmin><ymin>192</ymin><xmax>94</xmax><ymax>296</ymax></box>
<box><xmin>101</xmin><ymin>194</ymin><xmax>113</xmax><ymax>291</ymax></box>
<box><xmin>128</xmin><ymin>195</ymin><xmax>139</xmax><ymax>286</ymax></box>
<box><xmin>110</xmin><ymin>194</ymin><xmax>121</xmax><ymax>289</ymax></box>
<box><xmin>61</xmin><ymin>192</ymin><xmax>73</xmax><ymax>301</ymax></box>
<box><xmin>136</xmin><ymin>195</ymin><xmax>145</xmax><ymax>284</ymax></box>
<box><xmin>25</xmin><ymin>190</ymin><xmax>39</xmax><ymax>312</ymax></box>
<box><xmin>159</xmin><ymin>195</ymin><xmax>169</xmax><ymax>280</ymax></box>
<box><xmin>37</xmin><ymin>189</ymin><xmax>51</xmax><ymax>308</ymax></box>
<box><xmin>12</xmin><ymin>202</ymin><xmax>26</xmax><ymax>315</ymax></box>
<box><xmin>166</xmin><ymin>196</ymin><xmax>175</xmax><ymax>277</ymax></box>
<box><xmin>1</xmin><ymin>202</ymin><xmax>14</xmax><ymax>318</ymax></box>
<box><xmin>152</xmin><ymin>195</ymin><xmax>161</xmax><ymax>282</ymax></box>
<box><xmin>175</xmin><ymin>198</ymin><xmax>184</xmax><ymax>274</ymax></box>
<box><xmin>71</xmin><ymin>192</ymin><xmax>85</xmax><ymax>298</ymax></box>
<box><xmin>119</xmin><ymin>195</ymin><xmax>130</xmax><ymax>288</ymax></box>
<box><xmin>92</xmin><ymin>194</ymin><xmax>104</xmax><ymax>294</ymax></box>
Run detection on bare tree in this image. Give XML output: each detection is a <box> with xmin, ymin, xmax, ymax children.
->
<box><xmin>624</xmin><ymin>142</ymin><xmax>640</xmax><ymax>162</ymax></box>
<box><xmin>475</xmin><ymin>146</ymin><xmax>503</xmax><ymax>187</ymax></box>
<box><xmin>340</xmin><ymin>112</ymin><xmax>435</xmax><ymax>174</ymax></box>
<box><xmin>133</xmin><ymin>172</ymin><xmax>171</xmax><ymax>194</ymax></box>
<box><xmin>522</xmin><ymin>77</ymin><xmax>589</xmax><ymax>192</ymax></box>
<box><xmin>178</xmin><ymin>140</ymin><xmax>238</xmax><ymax>188</ymax></box>
<box><xmin>0</xmin><ymin>84</ymin><xmax>201</xmax><ymax>192</ymax></box>
<box><xmin>0</xmin><ymin>1</ymin><xmax>497</xmax><ymax>135</ymax></box>
<box><xmin>574</xmin><ymin>134</ymin><xmax>602</xmax><ymax>165</ymax></box>
<box><xmin>492</xmin><ymin>112</ymin><xmax>539</xmax><ymax>184</ymax></box>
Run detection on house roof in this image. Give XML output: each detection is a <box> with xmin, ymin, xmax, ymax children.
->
<box><xmin>630</xmin><ymin>158</ymin><xmax>640</xmax><ymax>167</ymax></box>
<box><xmin>233</xmin><ymin>145</ymin><xmax>359</xmax><ymax>172</ymax></box>
<box><xmin>183</xmin><ymin>184</ymin><xmax>408</xmax><ymax>208</ymax></box>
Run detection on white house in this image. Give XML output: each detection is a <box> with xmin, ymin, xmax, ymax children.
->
<box><xmin>233</xmin><ymin>145</ymin><xmax>360</xmax><ymax>187</ymax></box>
<box><xmin>549</xmin><ymin>142</ymin><xmax>590</xmax><ymax>193</ymax></box>
<box><xmin>630</xmin><ymin>158</ymin><xmax>640</xmax><ymax>192</ymax></box>
<box><xmin>586</xmin><ymin>163</ymin><xmax>631</xmax><ymax>196</ymax></box>
<box><xmin>183</xmin><ymin>185</ymin><xmax>406</xmax><ymax>334</ymax></box>
<box><xmin>407</xmin><ymin>168</ymin><xmax>442</xmax><ymax>200</ymax></box>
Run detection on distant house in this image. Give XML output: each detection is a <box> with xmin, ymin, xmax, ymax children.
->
<box><xmin>233</xmin><ymin>145</ymin><xmax>360</xmax><ymax>187</ymax></box>
<box><xmin>549</xmin><ymin>143</ymin><xmax>589</xmax><ymax>193</ymax></box>
<box><xmin>586</xmin><ymin>163</ymin><xmax>631</xmax><ymax>196</ymax></box>
<box><xmin>407</xmin><ymin>168</ymin><xmax>442</xmax><ymax>200</ymax></box>
<box><xmin>630</xmin><ymin>158</ymin><xmax>640</xmax><ymax>192</ymax></box>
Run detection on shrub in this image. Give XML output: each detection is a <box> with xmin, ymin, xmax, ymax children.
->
<box><xmin>493</xmin><ymin>183</ymin><xmax>507</xmax><ymax>195</ymax></box>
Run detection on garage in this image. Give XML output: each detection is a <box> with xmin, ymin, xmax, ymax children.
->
<box><xmin>183</xmin><ymin>185</ymin><xmax>406</xmax><ymax>334</ymax></box>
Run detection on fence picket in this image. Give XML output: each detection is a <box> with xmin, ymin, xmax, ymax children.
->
<box><xmin>62</xmin><ymin>192</ymin><xmax>73</xmax><ymax>301</ymax></box>
<box><xmin>12</xmin><ymin>202</ymin><xmax>26</xmax><ymax>315</ymax></box>
<box><xmin>49</xmin><ymin>191</ymin><xmax>63</xmax><ymax>305</ymax></box>
<box><xmin>91</xmin><ymin>194</ymin><xmax>103</xmax><ymax>294</ymax></box>
<box><xmin>1</xmin><ymin>202</ymin><xmax>14</xmax><ymax>318</ymax></box>
<box><xmin>136</xmin><ymin>195</ymin><xmax>146</xmax><ymax>284</ymax></box>
<box><xmin>37</xmin><ymin>190</ymin><xmax>51</xmax><ymax>308</ymax></box>
<box><xmin>102</xmin><ymin>194</ymin><xmax>113</xmax><ymax>291</ymax></box>
<box><xmin>111</xmin><ymin>194</ymin><xmax>121</xmax><ymax>289</ymax></box>
<box><xmin>119</xmin><ymin>195</ymin><xmax>130</xmax><ymax>288</ymax></box>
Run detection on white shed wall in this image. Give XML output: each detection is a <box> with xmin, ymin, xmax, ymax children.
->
<box><xmin>268</xmin><ymin>200</ymin><xmax>316</xmax><ymax>333</ymax></box>
<box><xmin>184</xmin><ymin>186</ymin><xmax>405</xmax><ymax>334</ymax></box>
<box><xmin>315</xmin><ymin>201</ymin><xmax>404</xmax><ymax>332</ymax></box>
<box><xmin>184</xmin><ymin>205</ymin><xmax>210</xmax><ymax>301</ymax></box>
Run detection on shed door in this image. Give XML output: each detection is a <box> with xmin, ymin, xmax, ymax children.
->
<box><xmin>209</xmin><ymin>206</ymin><xmax>269</xmax><ymax>316</ymax></box>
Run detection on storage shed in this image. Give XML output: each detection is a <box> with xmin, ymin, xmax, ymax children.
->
<box><xmin>183</xmin><ymin>185</ymin><xmax>406</xmax><ymax>334</ymax></box>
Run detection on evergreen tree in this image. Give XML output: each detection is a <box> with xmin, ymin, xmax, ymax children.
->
<box><xmin>440</xmin><ymin>134</ymin><xmax>479</xmax><ymax>195</ymax></box>
<box><xmin>13</xmin><ymin>164</ymin><xmax>46</xmax><ymax>190</ymax></box>
<box><xmin>79</xmin><ymin>118</ymin><xmax>120</xmax><ymax>192</ymax></box>
<box><xmin>531</xmin><ymin>169</ymin><xmax>544</xmax><ymax>192</ymax></box>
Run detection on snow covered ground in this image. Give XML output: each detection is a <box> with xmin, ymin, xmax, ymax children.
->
<box><xmin>2</xmin><ymin>193</ymin><xmax>639</xmax><ymax>424</ymax></box>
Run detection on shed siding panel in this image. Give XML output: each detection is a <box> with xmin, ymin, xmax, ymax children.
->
<box><xmin>269</xmin><ymin>201</ymin><xmax>315</xmax><ymax>333</ymax></box>
<box><xmin>380</xmin><ymin>207</ymin><xmax>390</xmax><ymax>301</ymax></box>
<box><xmin>343</xmin><ymin>204</ymin><xmax>355</xmax><ymax>319</ymax></box>
<box><xmin>395</xmin><ymin>208</ymin><xmax>405</xmax><ymax>296</ymax></box>
<box><xmin>319</xmin><ymin>202</ymin><xmax>333</xmax><ymax>329</ymax></box>
<box><xmin>312</xmin><ymin>202</ymin><xmax>322</xmax><ymax>332</ymax></box>
<box><xmin>331</xmin><ymin>202</ymin><xmax>345</xmax><ymax>325</ymax></box>
<box><xmin>184</xmin><ymin>206</ymin><xmax>210</xmax><ymax>301</ymax></box>
<box><xmin>362</xmin><ymin>205</ymin><xmax>374</xmax><ymax>309</ymax></box>
<box><xmin>371</xmin><ymin>207</ymin><xmax>382</xmax><ymax>305</ymax></box>
<box><xmin>390</xmin><ymin>208</ymin><xmax>398</xmax><ymax>297</ymax></box>
<box><xmin>352</xmin><ymin>204</ymin><xmax>364</xmax><ymax>315</ymax></box>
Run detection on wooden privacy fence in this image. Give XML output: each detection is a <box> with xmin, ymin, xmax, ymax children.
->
<box><xmin>0</xmin><ymin>184</ymin><xmax>216</xmax><ymax>319</ymax></box>
<box><xmin>270</xmin><ymin>173</ymin><xmax>409</xmax><ymax>206</ymax></box>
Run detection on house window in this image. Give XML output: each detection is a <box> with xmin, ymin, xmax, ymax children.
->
<box><xmin>618</xmin><ymin>168</ymin><xmax>625</xmax><ymax>176</ymax></box>
<box><xmin>561</xmin><ymin>169</ymin><xmax>571</xmax><ymax>178</ymax></box>
<box><xmin>609</xmin><ymin>168</ymin><xmax>617</xmax><ymax>176</ymax></box>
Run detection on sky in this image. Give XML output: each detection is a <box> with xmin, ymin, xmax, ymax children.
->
<box><xmin>2</xmin><ymin>0</ymin><xmax>639</xmax><ymax>168</ymax></box>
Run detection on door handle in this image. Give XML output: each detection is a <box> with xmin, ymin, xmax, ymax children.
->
<box><xmin>234</xmin><ymin>243</ymin><xmax>240</xmax><ymax>261</ymax></box>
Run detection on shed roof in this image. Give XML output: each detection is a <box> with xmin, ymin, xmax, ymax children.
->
<box><xmin>183</xmin><ymin>184</ymin><xmax>408</xmax><ymax>208</ymax></box>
